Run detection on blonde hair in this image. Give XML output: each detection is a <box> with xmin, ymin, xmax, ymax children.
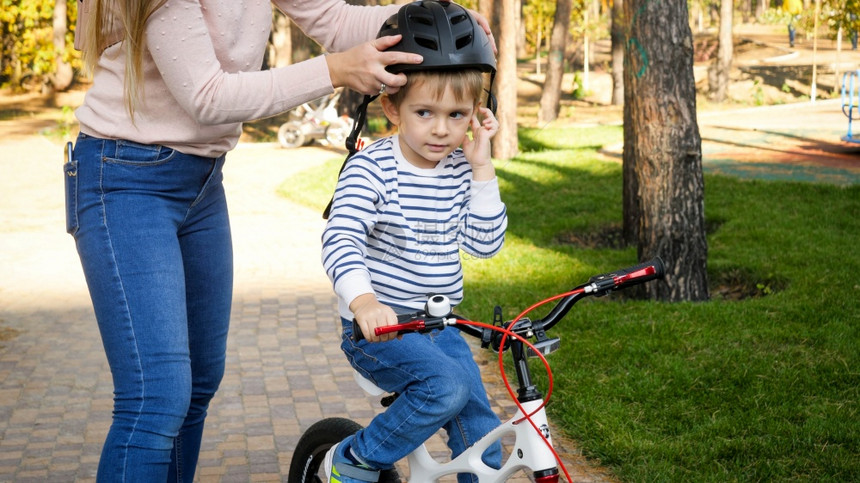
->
<box><xmin>80</xmin><ymin>0</ymin><xmax>167</xmax><ymax>118</ymax></box>
<box><xmin>387</xmin><ymin>70</ymin><xmax>485</xmax><ymax>108</ymax></box>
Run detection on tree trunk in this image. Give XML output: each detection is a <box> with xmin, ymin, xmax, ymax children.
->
<box><xmin>696</xmin><ymin>1</ymin><xmax>705</xmax><ymax>32</ymax></box>
<box><xmin>707</xmin><ymin>0</ymin><xmax>733</xmax><ymax>102</ymax></box>
<box><xmin>538</xmin><ymin>0</ymin><xmax>571</xmax><ymax>124</ymax></box>
<box><xmin>709</xmin><ymin>2</ymin><xmax>719</xmax><ymax>26</ymax></box>
<box><xmin>755</xmin><ymin>0</ymin><xmax>766</xmax><ymax>20</ymax></box>
<box><xmin>622</xmin><ymin>0</ymin><xmax>709</xmax><ymax>302</ymax></box>
<box><xmin>479</xmin><ymin>0</ymin><xmax>497</xmax><ymax>29</ymax></box>
<box><xmin>51</xmin><ymin>0</ymin><xmax>73</xmax><ymax>92</ymax></box>
<box><xmin>517</xmin><ymin>0</ymin><xmax>528</xmax><ymax>59</ymax></box>
<box><xmin>610</xmin><ymin>0</ymin><xmax>624</xmax><ymax>106</ymax></box>
<box><xmin>492</xmin><ymin>0</ymin><xmax>519</xmax><ymax>160</ymax></box>
<box><xmin>269</xmin><ymin>11</ymin><xmax>292</xmax><ymax>69</ymax></box>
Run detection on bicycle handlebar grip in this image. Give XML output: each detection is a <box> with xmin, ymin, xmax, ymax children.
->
<box><xmin>351</xmin><ymin>319</ymin><xmax>366</xmax><ymax>342</ymax></box>
<box><xmin>351</xmin><ymin>312</ymin><xmax>423</xmax><ymax>342</ymax></box>
<box><xmin>589</xmin><ymin>257</ymin><xmax>665</xmax><ymax>291</ymax></box>
<box><xmin>615</xmin><ymin>257</ymin><xmax>665</xmax><ymax>289</ymax></box>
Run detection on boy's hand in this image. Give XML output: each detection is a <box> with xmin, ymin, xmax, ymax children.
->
<box><xmin>461</xmin><ymin>107</ymin><xmax>499</xmax><ymax>182</ymax></box>
<box><xmin>350</xmin><ymin>294</ymin><xmax>398</xmax><ymax>342</ymax></box>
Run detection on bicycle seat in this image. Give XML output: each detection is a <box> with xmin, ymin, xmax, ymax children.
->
<box><xmin>353</xmin><ymin>370</ymin><xmax>386</xmax><ymax>396</ymax></box>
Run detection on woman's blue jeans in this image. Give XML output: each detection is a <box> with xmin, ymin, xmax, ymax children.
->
<box><xmin>67</xmin><ymin>133</ymin><xmax>233</xmax><ymax>482</ymax></box>
<box><xmin>341</xmin><ymin>319</ymin><xmax>502</xmax><ymax>483</ymax></box>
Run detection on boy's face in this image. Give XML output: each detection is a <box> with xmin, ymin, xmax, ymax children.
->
<box><xmin>382</xmin><ymin>82</ymin><xmax>477</xmax><ymax>170</ymax></box>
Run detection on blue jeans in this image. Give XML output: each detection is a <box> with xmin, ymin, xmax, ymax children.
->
<box><xmin>67</xmin><ymin>133</ymin><xmax>233</xmax><ymax>482</ymax></box>
<box><xmin>341</xmin><ymin>319</ymin><xmax>502</xmax><ymax>483</ymax></box>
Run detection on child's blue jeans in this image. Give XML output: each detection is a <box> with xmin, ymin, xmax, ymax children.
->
<box><xmin>341</xmin><ymin>318</ymin><xmax>502</xmax><ymax>483</ymax></box>
<box><xmin>69</xmin><ymin>133</ymin><xmax>233</xmax><ymax>482</ymax></box>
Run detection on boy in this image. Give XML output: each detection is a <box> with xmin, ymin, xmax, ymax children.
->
<box><xmin>320</xmin><ymin>3</ymin><xmax>506</xmax><ymax>482</ymax></box>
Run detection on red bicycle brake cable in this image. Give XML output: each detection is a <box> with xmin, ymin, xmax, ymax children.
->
<box><xmin>455</xmin><ymin>287</ymin><xmax>585</xmax><ymax>483</ymax></box>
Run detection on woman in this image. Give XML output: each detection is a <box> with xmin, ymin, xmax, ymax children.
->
<box><xmin>66</xmin><ymin>1</ymin><xmax>492</xmax><ymax>481</ymax></box>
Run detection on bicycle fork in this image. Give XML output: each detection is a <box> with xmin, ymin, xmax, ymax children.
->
<box><xmin>510</xmin><ymin>331</ymin><xmax>561</xmax><ymax>483</ymax></box>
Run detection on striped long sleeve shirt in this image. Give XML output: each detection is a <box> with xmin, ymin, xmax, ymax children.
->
<box><xmin>322</xmin><ymin>135</ymin><xmax>508</xmax><ymax>319</ymax></box>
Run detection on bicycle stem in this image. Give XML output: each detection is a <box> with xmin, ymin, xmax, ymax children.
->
<box><xmin>510</xmin><ymin>337</ymin><xmax>543</xmax><ymax>402</ymax></box>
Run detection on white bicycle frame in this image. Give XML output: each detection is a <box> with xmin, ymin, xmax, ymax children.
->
<box><xmin>353</xmin><ymin>371</ymin><xmax>560</xmax><ymax>482</ymax></box>
<box><xmin>331</xmin><ymin>260</ymin><xmax>666</xmax><ymax>483</ymax></box>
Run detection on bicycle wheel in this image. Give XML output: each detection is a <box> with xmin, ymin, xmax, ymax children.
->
<box><xmin>287</xmin><ymin>417</ymin><xmax>400</xmax><ymax>483</ymax></box>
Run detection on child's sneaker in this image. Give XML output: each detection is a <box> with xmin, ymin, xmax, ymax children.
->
<box><xmin>323</xmin><ymin>436</ymin><xmax>380</xmax><ymax>483</ymax></box>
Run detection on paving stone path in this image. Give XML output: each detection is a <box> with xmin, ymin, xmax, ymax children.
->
<box><xmin>0</xmin><ymin>137</ymin><xmax>610</xmax><ymax>482</ymax></box>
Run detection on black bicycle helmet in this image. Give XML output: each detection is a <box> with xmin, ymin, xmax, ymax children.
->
<box><xmin>378</xmin><ymin>0</ymin><xmax>496</xmax><ymax>75</ymax></box>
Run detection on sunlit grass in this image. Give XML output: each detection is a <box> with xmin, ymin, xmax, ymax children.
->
<box><xmin>277</xmin><ymin>125</ymin><xmax>860</xmax><ymax>481</ymax></box>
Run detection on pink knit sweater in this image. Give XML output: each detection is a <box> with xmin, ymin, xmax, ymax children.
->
<box><xmin>76</xmin><ymin>0</ymin><xmax>398</xmax><ymax>157</ymax></box>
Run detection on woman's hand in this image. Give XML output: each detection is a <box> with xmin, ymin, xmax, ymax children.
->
<box><xmin>461</xmin><ymin>106</ymin><xmax>499</xmax><ymax>182</ymax></box>
<box><xmin>325</xmin><ymin>6</ymin><xmax>495</xmax><ymax>96</ymax></box>
<box><xmin>326</xmin><ymin>35</ymin><xmax>422</xmax><ymax>96</ymax></box>
<box><xmin>468</xmin><ymin>9</ymin><xmax>497</xmax><ymax>55</ymax></box>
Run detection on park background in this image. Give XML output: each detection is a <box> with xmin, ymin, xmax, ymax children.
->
<box><xmin>1</xmin><ymin>0</ymin><xmax>859</xmax><ymax>481</ymax></box>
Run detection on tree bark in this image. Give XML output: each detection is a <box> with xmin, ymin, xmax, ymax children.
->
<box><xmin>492</xmin><ymin>0</ymin><xmax>519</xmax><ymax>160</ymax></box>
<box><xmin>538</xmin><ymin>0</ymin><xmax>571</xmax><ymax>124</ymax></box>
<box><xmin>622</xmin><ymin>0</ymin><xmax>709</xmax><ymax>302</ymax></box>
<box><xmin>707</xmin><ymin>0</ymin><xmax>733</xmax><ymax>102</ymax></box>
<box><xmin>610</xmin><ymin>0</ymin><xmax>624</xmax><ymax>106</ymax></box>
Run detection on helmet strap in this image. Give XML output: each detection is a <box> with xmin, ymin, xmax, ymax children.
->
<box><xmin>485</xmin><ymin>71</ymin><xmax>497</xmax><ymax>114</ymax></box>
<box><xmin>322</xmin><ymin>93</ymin><xmax>379</xmax><ymax>219</ymax></box>
<box><xmin>344</xmin><ymin>94</ymin><xmax>379</xmax><ymax>155</ymax></box>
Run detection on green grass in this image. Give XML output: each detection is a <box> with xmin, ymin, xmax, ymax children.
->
<box><xmin>276</xmin><ymin>152</ymin><xmax>346</xmax><ymax>210</ymax></box>
<box><xmin>277</xmin><ymin>126</ymin><xmax>860</xmax><ymax>482</ymax></box>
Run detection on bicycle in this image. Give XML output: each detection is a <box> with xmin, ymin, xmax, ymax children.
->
<box><xmin>287</xmin><ymin>258</ymin><xmax>665</xmax><ymax>483</ymax></box>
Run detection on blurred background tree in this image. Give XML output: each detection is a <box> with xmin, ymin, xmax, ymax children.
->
<box><xmin>4</xmin><ymin>0</ymin><xmax>860</xmax><ymax>102</ymax></box>
<box><xmin>1</xmin><ymin>0</ymin><xmax>80</xmax><ymax>92</ymax></box>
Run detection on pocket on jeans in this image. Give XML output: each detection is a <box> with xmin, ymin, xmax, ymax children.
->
<box><xmin>103</xmin><ymin>140</ymin><xmax>176</xmax><ymax>166</ymax></box>
<box><xmin>64</xmin><ymin>160</ymin><xmax>79</xmax><ymax>235</ymax></box>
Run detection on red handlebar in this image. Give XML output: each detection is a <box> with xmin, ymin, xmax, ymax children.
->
<box><xmin>352</xmin><ymin>258</ymin><xmax>665</xmax><ymax>342</ymax></box>
<box><xmin>614</xmin><ymin>265</ymin><xmax>657</xmax><ymax>285</ymax></box>
<box><xmin>374</xmin><ymin>320</ymin><xmax>427</xmax><ymax>336</ymax></box>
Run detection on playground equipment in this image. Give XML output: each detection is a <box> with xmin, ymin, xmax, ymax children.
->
<box><xmin>840</xmin><ymin>70</ymin><xmax>860</xmax><ymax>143</ymax></box>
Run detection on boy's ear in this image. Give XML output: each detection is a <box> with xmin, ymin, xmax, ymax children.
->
<box><xmin>380</xmin><ymin>96</ymin><xmax>400</xmax><ymax>126</ymax></box>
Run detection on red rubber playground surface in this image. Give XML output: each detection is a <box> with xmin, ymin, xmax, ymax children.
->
<box><xmin>697</xmin><ymin>98</ymin><xmax>860</xmax><ymax>185</ymax></box>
